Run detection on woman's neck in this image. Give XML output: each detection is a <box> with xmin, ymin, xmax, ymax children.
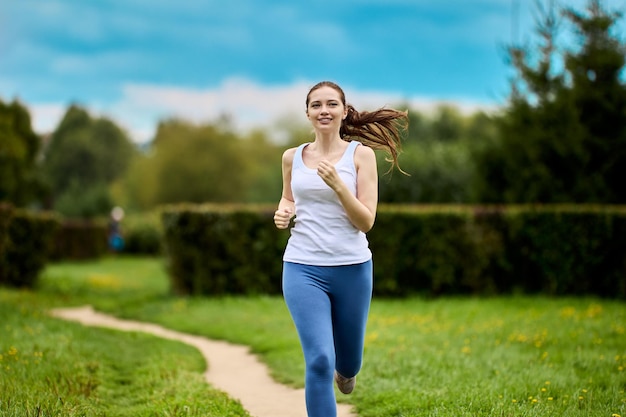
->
<box><xmin>312</xmin><ymin>132</ymin><xmax>343</xmax><ymax>154</ymax></box>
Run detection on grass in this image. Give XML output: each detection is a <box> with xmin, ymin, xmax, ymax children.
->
<box><xmin>2</xmin><ymin>256</ymin><xmax>626</xmax><ymax>416</ymax></box>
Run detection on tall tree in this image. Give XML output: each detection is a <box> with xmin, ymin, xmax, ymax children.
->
<box><xmin>474</xmin><ymin>0</ymin><xmax>626</xmax><ymax>203</ymax></box>
<box><xmin>42</xmin><ymin>105</ymin><xmax>136</xmax><ymax>217</ymax></box>
<box><xmin>0</xmin><ymin>99</ymin><xmax>42</xmax><ymax>207</ymax></box>
<box><xmin>119</xmin><ymin>120</ymin><xmax>253</xmax><ymax>208</ymax></box>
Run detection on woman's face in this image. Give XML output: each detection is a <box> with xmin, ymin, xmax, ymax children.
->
<box><xmin>306</xmin><ymin>86</ymin><xmax>347</xmax><ymax>133</ymax></box>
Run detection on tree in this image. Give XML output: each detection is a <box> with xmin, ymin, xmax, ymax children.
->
<box><xmin>378</xmin><ymin>106</ymin><xmax>497</xmax><ymax>203</ymax></box>
<box><xmin>42</xmin><ymin>105</ymin><xmax>136</xmax><ymax>217</ymax></box>
<box><xmin>474</xmin><ymin>0</ymin><xmax>626</xmax><ymax>203</ymax></box>
<box><xmin>0</xmin><ymin>99</ymin><xmax>42</xmax><ymax>207</ymax></box>
<box><xmin>119</xmin><ymin>120</ymin><xmax>255</xmax><ymax>208</ymax></box>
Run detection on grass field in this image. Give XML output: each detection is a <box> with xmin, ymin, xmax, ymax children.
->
<box><xmin>2</xmin><ymin>256</ymin><xmax>625</xmax><ymax>416</ymax></box>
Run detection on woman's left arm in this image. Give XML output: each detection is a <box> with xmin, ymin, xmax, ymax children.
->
<box><xmin>317</xmin><ymin>145</ymin><xmax>378</xmax><ymax>233</ymax></box>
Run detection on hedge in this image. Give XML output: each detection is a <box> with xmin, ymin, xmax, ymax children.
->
<box><xmin>0</xmin><ymin>208</ymin><xmax>60</xmax><ymax>288</ymax></box>
<box><xmin>162</xmin><ymin>204</ymin><xmax>286</xmax><ymax>295</ymax></box>
<box><xmin>161</xmin><ymin>204</ymin><xmax>626</xmax><ymax>298</ymax></box>
<box><xmin>48</xmin><ymin>218</ymin><xmax>109</xmax><ymax>260</ymax></box>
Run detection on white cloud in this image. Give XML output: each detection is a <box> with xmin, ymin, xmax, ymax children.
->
<box><xmin>28</xmin><ymin>77</ymin><xmax>497</xmax><ymax>144</ymax></box>
<box><xmin>27</xmin><ymin>102</ymin><xmax>66</xmax><ymax>134</ymax></box>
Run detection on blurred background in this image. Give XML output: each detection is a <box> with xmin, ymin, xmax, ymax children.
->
<box><xmin>2</xmin><ymin>0</ymin><xmax>626</xmax><ymax>217</ymax></box>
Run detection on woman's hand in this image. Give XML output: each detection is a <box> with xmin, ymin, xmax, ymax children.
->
<box><xmin>274</xmin><ymin>208</ymin><xmax>294</xmax><ymax>229</ymax></box>
<box><xmin>317</xmin><ymin>160</ymin><xmax>342</xmax><ymax>191</ymax></box>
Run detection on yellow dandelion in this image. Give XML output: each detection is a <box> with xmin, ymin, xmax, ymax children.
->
<box><xmin>548</xmin><ymin>397</ymin><xmax>553</xmax><ymax>401</ymax></box>
<box><xmin>532</xmin><ymin>398</ymin><xmax>538</xmax><ymax>403</ymax></box>
<box><xmin>512</xmin><ymin>399</ymin><xmax>517</xmax><ymax>403</ymax></box>
<box><xmin>579</xmin><ymin>396</ymin><xmax>584</xmax><ymax>400</ymax></box>
<box><xmin>541</xmin><ymin>388</ymin><xmax>547</xmax><ymax>392</ymax></box>
<box><xmin>582</xmin><ymin>389</ymin><xmax>588</xmax><ymax>393</ymax></box>
<box><xmin>545</xmin><ymin>381</ymin><xmax>551</xmax><ymax>385</ymax></box>
<box><xmin>8</xmin><ymin>347</ymin><xmax>17</xmax><ymax>356</ymax></box>
<box><xmin>611</xmin><ymin>414</ymin><xmax>620</xmax><ymax>417</ymax></box>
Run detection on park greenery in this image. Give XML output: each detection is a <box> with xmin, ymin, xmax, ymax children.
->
<box><xmin>0</xmin><ymin>256</ymin><xmax>624</xmax><ymax>416</ymax></box>
<box><xmin>1</xmin><ymin>0</ymin><xmax>626</xmax><ymax>217</ymax></box>
<box><xmin>1</xmin><ymin>2</ymin><xmax>626</xmax><ymax>415</ymax></box>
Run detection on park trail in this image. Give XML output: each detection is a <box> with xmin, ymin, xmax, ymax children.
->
<box><xmin>49</xmin><ymin>306</ymin><xmax>358</xmax><ymax>417</ymax></box>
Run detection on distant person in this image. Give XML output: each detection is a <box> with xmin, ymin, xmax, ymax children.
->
<box><xmin>108</xmin><ymin>206</ymin><xmax>125</xmax><ymax>252</ymax></box>
<box><xmin>274</xmin><ymin>81</ymin><xmax>408</xmax><ymax>417</ymax></box>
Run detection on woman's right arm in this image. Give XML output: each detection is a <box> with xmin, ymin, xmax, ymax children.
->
<box><xmin>274</xmin><ymin>148</ymin><xmax>296</xmax><ymax>229</ymax></box>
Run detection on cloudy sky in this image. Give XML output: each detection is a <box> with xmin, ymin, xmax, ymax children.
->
<box><xmin>1</xmin><ymin>0</ymin><xmax>623</xmax><ymax>143</ymax></box>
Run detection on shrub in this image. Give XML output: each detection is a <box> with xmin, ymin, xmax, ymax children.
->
<box><xmin>0</xmin><ymin>203</ymin><xmax>14</xmax><ymax>256</ymax></box>
<box><xmin>161</xmin><ymin>204</ymin><xmax>626</xmax><ymax>298</ymax></box>
<box><xmin>123</xmin><ymin>211</ymin><xmax>163</xmax><ymax>255</ymax></box>
<box><xmin>0</xmin><ymin>209</ymin><xmax>59</xmax><ymax>288</ymax></box>
<box><xmin>162</xmin><ymin>204</ymin><xmax>286</xmax><ymax>295</ymax></box>
<box><xmin>48</xmin><ymin>218</ymin><xmax>108</xmax><ymax>260</ymax></box>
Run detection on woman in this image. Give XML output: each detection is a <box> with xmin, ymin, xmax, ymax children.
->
<box><xmin>274</xmin><ymin>81</ymin><xmax>408</xmax><ymax>417</ymax></box>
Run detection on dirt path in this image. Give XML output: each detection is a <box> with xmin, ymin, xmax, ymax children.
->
<box><xmin>50</xmin><ymin>306</ymin><xmax>358</xmax><ymax>417</ymax></box>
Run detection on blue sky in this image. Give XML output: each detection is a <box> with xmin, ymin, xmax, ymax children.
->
<box><xmin>1</xmin><ymin>0</ymin><xmax>623</xmax><ymax>143</ymax></box>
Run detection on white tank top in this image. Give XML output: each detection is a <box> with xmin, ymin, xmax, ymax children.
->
<box><xmin>283</xmin><ymin>140</ymin><xmax>372</xmax><ymax>266</ymax></box>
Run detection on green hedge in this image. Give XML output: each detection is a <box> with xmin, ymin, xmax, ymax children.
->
<box><xmin>123</xmin><ymin>211</ymin><xmax>163</xmax><ymax>255</ymax></box>
<box><xmin>0</xmin><ymin>203</ymin><xmax>14</xmax><ymax>256</ymax></box>
<box><xmin>0</xmin><ymin>209</ymin><xmax>59</xmax><ymax>288</ymax></box>
<box><xmin>48</xmin><ymin>219</ymin><xmax>109</xmax><ymax>260</ymax></box>
<box><xmin>162</xmin><ymin>204</ymin><xmax>286</xmax><ymax>295</ymax></box>
<box><xmin>161</xmin><ymin>204</ymin><xmax>626</xmax><ymax>298</ymax></box>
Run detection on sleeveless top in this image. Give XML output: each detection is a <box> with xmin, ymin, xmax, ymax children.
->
<box><xmin>283</xmin><ymin>140</ymin><xmax>372</xmax><ymax>266</ymax></box>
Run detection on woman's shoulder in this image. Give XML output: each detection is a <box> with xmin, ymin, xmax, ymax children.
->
<box><xmin>281</xmin><ymin>146</ymin><xmax>300</xmax><ymax>169</ymax></box>
<box><xmin>282</xmin><ymin>146</ymin><xmax>297</xmax><ymax>160</ymax></box>
<box><xmin>353</xmin><ymin>142</ymin><xmax>375</xmax><ymax>159</ymax></box>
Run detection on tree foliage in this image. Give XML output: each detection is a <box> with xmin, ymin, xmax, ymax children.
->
<box><xmin>0</xmin><ymin>99</ymin><xmax>43</xmax><ymax>207</ymax></box>
<box><xmin>117</xmin><ymin>120</ymin><xmax>282</xmax><ymax>209</ymax></box>
<box><xmin>42</xmin><ymin>105</ymin><xmax>136</xmax><ymax>217</ymax></box>
<box><xmin>379</xmin><ymin>106</ymin><xmax>498</xmax><ymax>203</ymax></box>
<box><xmin>474</xmin><ymin>0</ymin><xmax>626</xmax><ymax>203</ymax></box>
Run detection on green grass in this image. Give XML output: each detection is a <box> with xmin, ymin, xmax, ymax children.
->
<box><xmin>2</xmin><ymin>256</ymin><xmax>626</xmax><ymax>416</ymax></box>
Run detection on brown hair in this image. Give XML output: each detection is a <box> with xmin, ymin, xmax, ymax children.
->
<box><xmin>306</xmin><ymin>81</ymin><xmax>409</xmax><ymax>172</ymax></box>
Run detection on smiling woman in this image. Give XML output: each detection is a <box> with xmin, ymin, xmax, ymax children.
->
<box><xmin>273</xmin><ymin>80</ymin><xmax>408</xmax><ymax>417</ymax></box>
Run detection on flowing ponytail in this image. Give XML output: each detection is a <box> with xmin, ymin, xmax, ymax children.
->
<box><xmin>306</xmin><ymin>81</ymin><xmax>409</xmax><ymax>173</ymax></box>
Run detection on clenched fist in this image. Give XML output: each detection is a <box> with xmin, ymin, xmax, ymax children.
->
<box><xmin>274</xmin><ymin>208</ymin><xmax>294</xmax><ymax>229</ymax></box>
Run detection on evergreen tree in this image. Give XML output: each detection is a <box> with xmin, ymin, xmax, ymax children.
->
<box><xmin>474</xmin><ymin>0</ymin><xmax>626</xmax><ymax>203</ymax></box>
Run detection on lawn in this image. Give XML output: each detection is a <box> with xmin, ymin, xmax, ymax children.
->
<box><xmin>2</xmin><ymin>256</ymin><xmax>625</xmax><ymax>416</ymax></box>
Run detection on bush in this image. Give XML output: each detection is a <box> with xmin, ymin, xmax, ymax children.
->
<box><xmin>123</xmin><ymin>211</ymin><xmax>163</xmax><ymax>255</ymax></box>
<box><xmin>161</xmin><ymin>204</ymin><xmax>626</xmax><ymax>298</ymax></box>
<box><xmin>0</xmin><ymin>203</ymin><xmax>14</xmax><ymax>256</ymax></box>
<box><xmin>162</xmin><ymin>204</ymin><xmax>286</xmax><ymax>295</ymax></box>
<box><xmin>48</xmin><ymin>218</ymin><xmax>108</xmax><ymax>260</ymax></box>
<box><xmin>0</xmin><ymin>209</ymin><xmax>59</xmax><ymax>288</ymax></box>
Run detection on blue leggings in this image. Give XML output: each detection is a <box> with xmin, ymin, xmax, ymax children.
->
<box><xmin>282</xmin><ymin>260</ymin><xmax>373</xmax><ymax>417</ymax></box>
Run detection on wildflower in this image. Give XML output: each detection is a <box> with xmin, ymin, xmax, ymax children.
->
<box><xmin>548</xmin><ymin>397</ymin><xmax>553</xmax><ymax>401</ymax></box>
<box><xmin>545</xmin><ymin>381</ymin><xmax>551</xmax><ymax>385</ymax></box>
<box><xmin>541</xmin><ymin>388</ymin><xmax>547</xmax><ymax>392</ymax></box>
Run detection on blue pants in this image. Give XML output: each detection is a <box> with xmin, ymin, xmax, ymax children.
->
<box><xmin>282</xmin><ymin>260</ymin><xmax>373</xmax><ymax>417</ymax></box>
